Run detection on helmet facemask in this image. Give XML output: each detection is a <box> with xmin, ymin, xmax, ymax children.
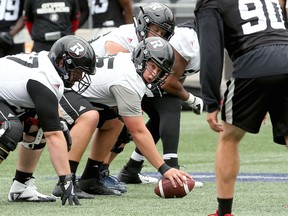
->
<box><xmin>48</xmin><ymin>35</ymin><xmax>96</xmax><ymax>94</ymax></box>
<box><xmin>133</xmin><ymin>37</ymin><xmax>175</xmax><ymax>90</ymax></box>
<box><xmin>63</xmin><ymin>57</ymin><xmax>93</xmax><ymax>94</ymax></box>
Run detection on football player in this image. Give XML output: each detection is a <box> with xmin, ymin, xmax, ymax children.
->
<box><xmin>6</xmin><ymin>35</ymin><xmax>96</xmax><ymax>205</ymax></box>
<box><xmin>51</xmin><ymin>37</ymin><xmax>193</xmax><ymax>197</ymax></box>
<box><xmin>118</xmin><ymin>19</ymin><xmax>204</xmax><ymax>188</ymax></box>
<box><xmin>195</xmin><ymin>0</ymin><xmax>288</xmax><ymax>215</ymax></box>
<box><xmin>88</xmin><ymin>2</ymin><xmax>203</xmax><ymax>189</ymax></box>
<box><xmin>0</xmin><ymin>0</ymin><xmax>25</xmax><ymax>57</ymax></box>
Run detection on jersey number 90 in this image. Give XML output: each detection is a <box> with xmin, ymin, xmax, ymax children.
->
<box><xmin>239</xmin><ymin>0</ymin><xmax>285</xmax><ymax>34</ymax></box>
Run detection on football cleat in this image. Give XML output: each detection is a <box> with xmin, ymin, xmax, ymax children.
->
<box><xmin>117</xmin><ymin>166</ymin><xmax>158</xmax><ymax>184</ymax></box>
<box><xmin>100</xmin><ymin>169</ymin><xmax>128</xmax><ymax>193</ymax></box>
<box><xmin>77</xmin><ymin>178</ymin><xmax>122</xmax><ymax>196</ymax></box>
<box><xmin>194</xmin><ymin>181</ymin><xmax>204</xmax><ymax>188</ymax></box>
<box><xmin>8</xmin><ymin>178</ymin><xmax>56</xmax><ymax>202</ymax></box>
<box><xmin>52</xmin><ymin>181</ymin><xmax>95</xmax><ymax>199</ymax></box>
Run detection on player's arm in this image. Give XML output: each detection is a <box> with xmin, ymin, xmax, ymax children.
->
<box><xmin>111</xmin><ymin>85</ymin><xmax>192</xmax><ymax>186</ymax></box>
<box><xmin>195</xmin><ymin>7</ymin><xmax>224</xmax><ymax>113</ymax></box>
<box><xmin>9</xmin><ymin>0</ymin><xmax>25</xmax><ymax>37</ymax></box>
<box><xmin>161</xmin><ymin>48</ymin><xmax>189</xmax><ymax>101</ymax></box>
<box><xmin>27</xmin><ymin>80</ymin><xmax>79</xmax><ymax>205</ymax></box>
<box><xmin>118</xmin><ymin>0</ymin><xmax>133</xmax><ymax>24</ymax></box>
<box><xmin>122</xmin><ymin>115</ymin><xmax>191</xmax><ymax>186</ymax></box>
<box><xmin>105</xmin><ymin>41</ymin><xmax>129</xmax><ymax>54</ymax></box>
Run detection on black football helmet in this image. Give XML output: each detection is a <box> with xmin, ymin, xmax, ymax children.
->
<box><xmin>132</xmin><ymin>36</ymin><xmax>175</xmax><ymax>89</ymax></box>
<box><xmin>48</xmin><ymin>35</ymin><xmax>96</xmax><ymax>94</ymax></box>
<box><xmin>135</xmin><ymin>2</ymin><xmax>175</xmax><ymax>41</ymax></box>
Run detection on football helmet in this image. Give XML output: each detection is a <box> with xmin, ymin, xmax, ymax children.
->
<box><xmin>135</xmin><ymin>2</ymin><xmax>175</xmax><ymax>41</ymax></box>
<box><xmin>48</xmin><ymin>35</ymin><xmax>96</xmax><ymax>94</ymax></box>
<box><xmin>132</xmin><ymin>37</ymin><xmax>175</xmax><ymax>89</ymax></box>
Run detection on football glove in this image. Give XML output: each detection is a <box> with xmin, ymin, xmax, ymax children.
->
<box><xmin>0</xmin><ymin>32</ymin><xmax>13</xmax><ymax>48</ymax></box>
<box><xmin>59</xmin><ymin>174</ymin><xmax>80</xmax><ymax>206</ymax></box>
<box><xmin>60</xmin><ymin>118</ymin><xmax>72</xmax><ymax>151</ymax></box>
<box><xmin>185</xmin><ymin>93</ymin><xmax>204</xmax><ymax>115</ymax></box>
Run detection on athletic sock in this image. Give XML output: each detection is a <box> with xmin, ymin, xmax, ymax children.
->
<box><xmin>126</xmin><ymin>158</ymin><xmax>144</xmax><ymax>171</ymax></box>
<box><xmin>100</xmin><ymin>163</ymin><xmax>109</xmax><ymax>172</ymax></box>
<box><xmin>217</xmin><ymin>197</ymin><xmax>233</xmax><ymax>216</ymax></box>
<box><xmin>69</xmin><ymin>160</ymin><xmax>79</xmax><ymax>174</ymax></box>
<box><xmin>164</xmin><ymin>158</ymin><xmax>179</xmax><ymax>169</ymax></box>
<box><xmin>81</xmin><ymin>158</ymin><xmax>103</xmax><ymax>180</ymax></box>
<box><xmin>14</xmin><ymin>170</ymin><xmax>33</xmax><ymax>184</ymax></box>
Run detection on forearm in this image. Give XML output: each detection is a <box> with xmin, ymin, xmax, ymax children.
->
<box><xmin>161</xmin><ymin>80</ymin><xmax>189</xmax><ymax>101</ymax></box>
<box><xmin>119</xmin><ymin>0</ymin><xmax>133</xmax><ymax>24</ymax></box>
<box><xmin>9</xmin><ymin>17</ymin><xmax>25</xmax><ymax>36</ymax></box>
<box><xmin>131</xmin><ymin>129</ymin><xmax>164</xmax><ymax>170</ymax></box>
<box><xmin>45</xmin><ymin>131</ymin><xmax>71</xmax><ymax>176</ymax></box>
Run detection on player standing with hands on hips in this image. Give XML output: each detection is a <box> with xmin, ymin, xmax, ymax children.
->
<box><xmin>195</xmin><ymin>0</ymin><xmax>288</xmax><ymax>215</ymax></box>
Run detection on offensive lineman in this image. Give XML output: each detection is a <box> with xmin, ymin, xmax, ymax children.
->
<box><xmin>118</xmin><ymin>20</ymin><xmax>204</xmax><ymax>188</ymax></box>
<box><xmin>51</xmin><ymin>2</ymin><xmax>179</xmax><ymax>197</ymax></box>
<box><xmin>88</xmin><ymin>4</ymin><xmax>203</xmax><ymax>186</ymax></box>
<box><xmin>51</xmin><ymin>37</ymin><xmax>193</xmax><ymax>197</ymax></box>
<box><xmin>5</xmin><ymin>35</ymin><xmax>96</xmax><ymax>205</ymax></box>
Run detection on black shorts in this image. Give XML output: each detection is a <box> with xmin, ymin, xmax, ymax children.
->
<box><xmin>221</xmin><ymin>74</ymin><xmax>288</xmax><ymax>144</ymax></box>
<box><xmin>60</xmin><ymin>91</ymin><xmax>118</xmax><ymax>129</ymax></box>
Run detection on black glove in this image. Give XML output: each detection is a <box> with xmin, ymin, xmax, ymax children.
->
<box><xmin>59</xmin><ymin>174</ymin><xmax>80</xmax><ymax>205</ymax></box>
<box><xmin>0</xmin><ymin>32</ymin><xmax>14</xmax><ymax>48</ymax></box>
<box><xmin>60</xmin><ymin>118</ymin><xmax>72</xmax><ymax>151</ymax></box>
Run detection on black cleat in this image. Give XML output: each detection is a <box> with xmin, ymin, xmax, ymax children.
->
<box><xmin>117</xmin><ymin>166</ymin><xmax>158</xmax><ymax>184</ymax></box>
<box><xmin>100</xmin><ymin>169</ymin><xmax>127</xmax><ymax>193</ymax></box>
<box><xmin>77</xmin><ymin>178</ymin><xmax>122</xmax><ymax>196</ymax></box>
<box><xmin>52</xmin><ymin>181</ymin><xmax>95</xmax><ymax>199</ymax></box>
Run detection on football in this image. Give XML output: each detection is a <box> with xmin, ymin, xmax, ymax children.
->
<box><xmin>154</xmin><ymin>177</ymin><xmax>195</xmax><ymax>198</ymax></box>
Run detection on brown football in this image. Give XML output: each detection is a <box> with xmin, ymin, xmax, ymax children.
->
<box><xmin>154</xmin><ymin>177</ymin><xmax>195</xmax><ymax>198</ymax></box>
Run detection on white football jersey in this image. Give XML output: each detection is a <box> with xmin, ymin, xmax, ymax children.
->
<box><xmin>90</xmin><ymin>24</ymin><xmax>199</xmax><ymax>75</ymax></box>
<box><xmin>169</xmin><ymin>26</ymin><xmax>200</xmax><ymax>76</ymax></box>
<box><xmin>80</xmin><ymin>52</ymin><xmax>146</xmax><ymax>107</ymax></box>
<box><xmin>0</xmin><ymin>51</ymin><xmax>64</xmax><ymax>108</ymax></box>
<box><xmin>90</xmin><ymin>24</ymin><xmax>139</xmax><ymax>56</ymax></box>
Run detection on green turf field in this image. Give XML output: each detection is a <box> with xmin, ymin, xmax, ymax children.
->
<box><xmin>1</xmin><ymin>112</ymin><xmax>288</xmax><ymax>216</ymax></box>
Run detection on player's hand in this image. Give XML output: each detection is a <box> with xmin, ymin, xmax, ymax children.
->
<box><xmin>60</xmin><ymin>119</ymin><xmax>72</xmax><ymax>151</ymax></box>
<box><xmin>163</xmin><ymin>168</ymin><xmax>192</xmax><ymax>188</ymax></box>
<box><xmin>207</xmin><ymin>110</ymin><xmax>223</xmax><ymax>132</ymax></box>
<box><xmin>185</xmin><ymin>93</ymin><xmax>204</xmax><ymax>115</ymax></box>
<box><xmin>0</xmin><ymin>32</ymin><xmax>14</xmax><ymax>48</ymax></box>
<box><xmin>59</xmin><ymin>174</ymin><xmax>80</xmax><ymax>206</ymax></box>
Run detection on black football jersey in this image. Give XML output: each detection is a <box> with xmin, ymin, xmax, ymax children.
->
<box><xmin>195</xmin><ymin>0</ymin><xmax>288</xmax><ymax>112</ymax></box>
<box><xmin>24</xmin><ymin>0</ymin><xmax>79</xmax><ymax>41</ymax></box>
<box><xmin>195</xmin><ymin>0</ymin><xmax>288</xmax><ymax>61</ymax></box>
<box><xmin>0</xmin><ymin>0</ymin><xmax>24</xmax><ymax>32</ymax></box>
<box><xmin>91</xmin><ymin>0</ymin><xmax>125</xmax><ymax>28</ymax></box>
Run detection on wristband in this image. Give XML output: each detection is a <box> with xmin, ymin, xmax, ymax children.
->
<box><xmin>185</xmin><ymin>93</ymin><xmax>195</xmax><ymax>103</ymax></box>
<box><xmin>158</xmin><ymin>163</ymin><xmax>171</xmax><ymax>175</ymax></box>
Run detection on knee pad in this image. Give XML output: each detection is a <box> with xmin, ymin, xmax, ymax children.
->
<box><xmin>19</xmin><ymin>128</ymin><xmax>46</xmax><ymax>150</ymax></box>
<box><xmin>0</xmin><ymin>120</ymin><xmax>23</xmax><ymax>163</ymax></box>
<box><xmin>111</xmin><ymin>143</ymin><xmax>124</xmax><ymax>154</ymax></box>
<box><xmin>118</xmin><ymin>126</ymin><xmax>132</xmax><ymax>144</ymax></box>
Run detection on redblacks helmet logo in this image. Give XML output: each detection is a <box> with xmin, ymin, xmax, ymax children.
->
<box><xmin>68</xmin><ymin>40</ymin><xmax>87</xmax><ymax>58</ymax></box>
<box><xmin>146</xmin><ymin>39</ymin><xmax>165</xmax><ymax>51</ymax></box>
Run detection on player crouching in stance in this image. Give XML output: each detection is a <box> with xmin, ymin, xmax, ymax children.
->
<box><xmin>49</xmin><ymin>36</ymin><xmax>193</xmax><ymax>197</ymax></box>
<box><xmin>4</xmin><ymin>35</ymin><xmax>96</xmax><ymax>205</ymax></box>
